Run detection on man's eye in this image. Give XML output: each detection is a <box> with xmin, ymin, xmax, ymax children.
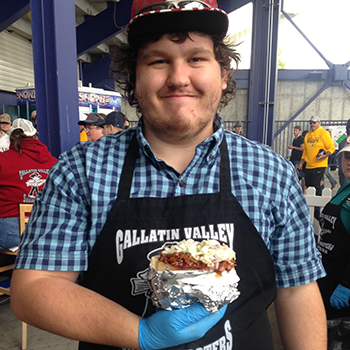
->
<box><xmin>150</xmin><ymin>60</ymin><xmax>167</xmax><ymax>65</ymax></box>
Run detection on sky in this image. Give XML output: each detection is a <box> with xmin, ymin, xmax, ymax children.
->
<box><xmin>227</xmin><ymin>0</ymin><xmax>350</xmax><ymax>69</ymax></box>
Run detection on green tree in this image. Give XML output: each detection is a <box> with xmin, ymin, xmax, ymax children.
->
<box><xmin>278</xmin><ymin>48</ymin><xmax>286</xmax><ymax>69</ymax></box>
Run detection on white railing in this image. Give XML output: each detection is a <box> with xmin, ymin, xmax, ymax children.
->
<box><xmin>303</xmin><ymin>187</ymin><xmax>332</xmax><ymax>237</ymax></box>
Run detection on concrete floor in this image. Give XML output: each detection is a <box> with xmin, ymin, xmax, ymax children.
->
<box><xmin>0</xmin><ymin>295</ymin><xmax>78</xmax><ymax>350</ymax></box>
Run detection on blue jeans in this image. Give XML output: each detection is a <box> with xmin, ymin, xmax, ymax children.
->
<box><xmin>0</xmin><ymin>217</ymin><xmax>20</xmax><ymax>251</ymax></box>
<box><xmin>324</xmin><ymin>167</ymin><xmax>337</xmax><ymax>186</ymax></box>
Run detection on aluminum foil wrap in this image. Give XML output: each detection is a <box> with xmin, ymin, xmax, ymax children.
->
<box><xmin>148</xmin><ymin>266</ymin><xmax>240</xmax><ymax>312</ymax></box>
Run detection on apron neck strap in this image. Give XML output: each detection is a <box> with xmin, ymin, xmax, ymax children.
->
<box><xmin>117</xmin><ymin>134</ymin><xmax>139</xmax><ymax>200</ymax></box>
<box><xmin>219</xmin><ymin>134</ymin><xmax>232</xmax><ymax>193</ymax></box>
<box><xmin>117</xmin><ymin>133</ymin><xmax>232</xmax><ymax>199</ymax></box>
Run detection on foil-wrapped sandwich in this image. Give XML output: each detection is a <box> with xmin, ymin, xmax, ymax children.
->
<box><xmin>148</xmin><ymin>239</ymin><xmax>240</xmax><ymax>312</ymax></box>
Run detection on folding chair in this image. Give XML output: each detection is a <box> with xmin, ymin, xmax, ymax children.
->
<box><xmin>0</xmin><ymin>203</ymin><xmax>33</xmax><ymax>350</ymax></box>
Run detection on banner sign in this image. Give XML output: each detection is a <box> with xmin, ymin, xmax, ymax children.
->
<box><xmin>16</xmin><ymin>88</ymin><xmax>36</xmax><ymax>105</ymax></box>
<box><xmin>78</xmin><ymin>91</ymin><xmax>121</xmax><ymax>110</ymax></box>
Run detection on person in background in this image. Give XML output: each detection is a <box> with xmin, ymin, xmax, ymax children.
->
<box><xmin>317</xmin><ymin>137</ymin><xmax>350</xmax><ymax>349</ymax></box>
<box><xmin>0</xmin><ymin>113</ymin><xmax>12</xmax><ymax>136</ymax></box>
<box><xmin>0</xmin><ymin>113</ymin><xmax>12</xmax><ymax>152</ymax></box>
<box><xmin>288</xmin><ymin>125</ymin><xmax>304</xmax><ymax>167</ymax></box>
<box><xmin>96</xmin><ymin>111</ymin><xmax>129</xmax><ymax>136</ymax></box>
<box><xmin>31</xmin><ymin>110</ymin><xmax>38</xmax><ymax>129</ymax></box>
<box><xmin>78</xmin><ymin>113</ymin><xmax>105</xmax><ymax>141</ymax></box>
<box><xmin>296</xmin><ymin>116</ymin><xmax>335</xmax><ymax>196</ymax></box>
<box><xmin>324</xmin><ymin>128</ymin><xmax>338</xmax><ymax>190</ymax></box>
<box><xmin>79</xmin><ymin>125</ymin><xmax>88</xmax><ymax>142</ymax></box>
<box><xmin>0</xmin><ymin>119</ymin><xmax>57</xmax><ymax>251</ymax></box>
<box><xmin>11</xmin><ymin>1</ymin><xmax>327</xmax><ymax>349</ymax></box>
<box><xmin>338</xmin><ymin>119</ymin><xmax>350</xmax><ymax>186</ymax></box>
<box><xmin>233</xmin><ymin>121</ymin><xmax>243</xmax><ymax>135</ymax></box>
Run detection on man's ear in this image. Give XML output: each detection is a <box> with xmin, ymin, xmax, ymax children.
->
<box><xmin>221</xmin><ymin>69</ymin><xmax>228</xmax><ymax>90</ymax></box>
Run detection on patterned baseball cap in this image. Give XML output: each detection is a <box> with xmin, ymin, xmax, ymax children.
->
<box><xmin>127</xmin><ymin>0</ymin><xmax>228</xmax><ymax>46</ymax></box>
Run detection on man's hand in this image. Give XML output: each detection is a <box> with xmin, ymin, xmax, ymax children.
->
<box><xmin>138</xmin><ymin>304</ymin><xmax>227</xmax><ymax>350</ymax></box>
<box><xmin>330</xmin><ymin>284</ymin><xmax>350</xmax><ymax>309</ymax></box>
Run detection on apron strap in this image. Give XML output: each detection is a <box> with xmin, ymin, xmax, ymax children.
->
<box><xmin>117</xmin><ymin>134</ymin><xmax>139</xmax><ymax>200</ymax></box>
<box><xmin>219</xmin><ymin>135</ymin><xmax>232</xmax><ymax>194</ymax></box>
<box><xmin>118</xmin><ymin>133</ymin><xmax>232</xmax><ymax>199</ymax></box>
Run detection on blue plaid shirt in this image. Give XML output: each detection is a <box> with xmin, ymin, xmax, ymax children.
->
<box><xmin>15</xmin><ymin>116</ymin><xmax>325</xmax><ymax>288</ymax></box>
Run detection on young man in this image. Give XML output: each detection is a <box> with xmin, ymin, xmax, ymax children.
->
<box><xmin>78</xmin><ymin>113</ymin><xmax>105</xmax><ymax>141</ymax></box>
<box><xmin>97</xmin><ymin>111</ymin><xmax>128</xmax><ymax>136</ymax></box>
<box><xmin>11</xmin><ymin>1</ymin><xmax>327</xmax><ymax>349</ymax></box>
<box><xmin>288</xmin><ymin>125</ymin><xmax>304</xmax><ymax>167</ymax></box>
<box><xmin>297</xmin><ymin>116</ymin><xmax>335</xmax><ymax>196</ymax></box>
<box><xmin>233</xmin><ymin>121</ymin><xmax>243</xmax><ymax>135</ymax></box>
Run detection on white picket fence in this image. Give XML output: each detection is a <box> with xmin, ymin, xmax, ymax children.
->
<box><xmin>303</xmin><ymin>187</ymin><xmax>332</xmax><ymax>237</ymax></box>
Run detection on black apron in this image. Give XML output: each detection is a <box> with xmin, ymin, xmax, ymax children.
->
<box><xmin>317</xmin><ymin>194</ymin><xmax>350</xmax><ymax>319</ymax></box>
<box><xmin>79</xmin><ymin>135</ymin><xmax>277</xmax><ymax>349</ymax></box>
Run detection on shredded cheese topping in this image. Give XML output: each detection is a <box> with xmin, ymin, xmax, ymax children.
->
<box><xmin>161</xmin><ymin>239</ymin><xmax>236</xmax><ymax>268</ymax></box>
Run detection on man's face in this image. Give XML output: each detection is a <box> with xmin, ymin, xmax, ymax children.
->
<box><xmin>310</xmin><ymin>121</ymin><xmax>320</xmax><ymax>132</ymax></box>
<box><xmin>343</xmin><ymin>152</ymin><xmax>350</xmax><ymax>180</ymax></box>
<box><xmin>293</xmin><ymin>128</ymin><xmax>300</xmax><ymax>137</ymax></box>
<box><xmin>135</xmin><ymin>33</ymin><xmax>228</xmax><ymax>143</ymax></box>
<box><xmin>234</xmin><ymin>126</ymin><xmax>242</xmax><ymax>134</ymax></box>
<box><xmin>1</xmin><ymin>122</ymin><xmax>11</xmax><ymax>134</ymax></box>
<box><xmin>84</xmin><ymin>124</ymin><xmax>104</xmax><ymax>141</ymax></box>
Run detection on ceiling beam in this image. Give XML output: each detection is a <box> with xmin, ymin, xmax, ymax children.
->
<box><xmin>0</xmin><ymin>0</ymin><xmax>30</xmax><ymax>33</ymax></box>
<box><xmin>218</xmin><ymin>0</ymin><xmax>252</xmax><ymax>13</ymax></box>
<box><xmin>75</xmin><ymin>0</ymin><xmax>101</xmax><ymax>16</ymax></box>
<box><xmin>76</xmin><ymin>0</ymin><xmax>132</xmax><ymax>56</ymax></box>
<box><xmin>7</xmin><ymin>17</ymin><xmax>32</xmax><ymax>39</ymax></box>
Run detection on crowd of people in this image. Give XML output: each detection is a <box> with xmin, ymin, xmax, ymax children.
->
<box><xmin>289</xmin><ymin>117</ymin><xmax>350</xmax><ymax>194</ymax></box>
<box><xmin>78</xmin><ymin>111</ymin><xmax>129</xmax><ymax>141</ymax></box>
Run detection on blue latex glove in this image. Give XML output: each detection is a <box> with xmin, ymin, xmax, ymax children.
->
<box><xmin>330</xmin><ymin>284</ymin><xmax>350</xmax><ymax>310</ymax></box>
<box><xmin>139</xmin><ymin>304</ymin><xmax>227</xmax><ymax>350</ymax></box>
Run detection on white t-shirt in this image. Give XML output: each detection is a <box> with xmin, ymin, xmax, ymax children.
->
<box><xmin>0</xmin><ymin>134</ymin><xmax>10</xmax><ymax>152</ymax></box>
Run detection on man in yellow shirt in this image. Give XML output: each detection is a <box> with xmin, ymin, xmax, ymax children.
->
<box><xmin>296</xmin><ymin>116</ymin><xmax>335</xmax><ymax>195</ymax></box>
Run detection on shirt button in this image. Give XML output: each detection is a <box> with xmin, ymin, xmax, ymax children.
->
<box><xmin>179</xmin><ymin>180</ymin><xmax>184</xmax><ymax>187</ymax></box>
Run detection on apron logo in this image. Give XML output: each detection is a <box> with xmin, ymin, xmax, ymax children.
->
<box><xmin>189</xmin><ymin>319</ymin><xmax>233</xmax><ymax>350</ymax></box>
<box><xmin>115</xmin><ymin>223</ymin><xmax>235</xmax><ymax>265</ymax></box>
<box><xmin>320</xmin><ymin>214</ymin><xmax>337</xmax><ymax>230</ymax></box>
<box><xmin>317</xmin><ymin>240</ymin><xmax>335</xmax><ymax>254</ymax></box>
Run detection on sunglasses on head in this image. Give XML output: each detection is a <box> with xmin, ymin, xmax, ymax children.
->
<box><xmin>136</xmin><ymin>0</ymin><xmax>211</xmax><ymax>16</ymax></box>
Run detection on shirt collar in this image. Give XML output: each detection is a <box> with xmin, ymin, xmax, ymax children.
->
<box><xmin>135</xmin><ymin>114</ymin><xmax>224</xmax><ymax>164</ymax></box>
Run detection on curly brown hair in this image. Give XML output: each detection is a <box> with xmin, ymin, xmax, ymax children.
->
<box><xmin>110</xmin><ymin>32</ymin><xmax>240</xmax><ymax>114</ymax></box>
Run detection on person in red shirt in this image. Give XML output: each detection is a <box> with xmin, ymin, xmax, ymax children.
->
<box><xmin>0</xmin><ymin>119</ymin><xmax>57</xmax><ymax>251</ymax></box>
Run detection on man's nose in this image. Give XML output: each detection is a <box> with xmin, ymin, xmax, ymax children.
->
<box><xmin>167</xmin><ymin>62</ymin><xmax>191</xmax><ymax>87</ymax></box>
